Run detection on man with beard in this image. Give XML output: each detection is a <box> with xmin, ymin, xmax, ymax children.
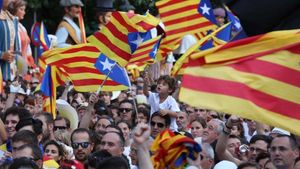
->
<box><xmin>34</xmin><ymin>112</ymin><xmax>55</xmax><ymax>145</ymax></box>
<box><xmin>176</xmin><ymin>111</ymin><xmax>189</xmax><ymax>132</ymax></box>
<box><xmin>71</xmin><ymin>128</ymin><xmax>94</xmax><ymax>166</ymax></box>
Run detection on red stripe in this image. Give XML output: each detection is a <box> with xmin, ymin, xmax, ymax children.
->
<box><xmin>72</xmin><ymin>79</ymin><xmax>120</xmax><ymax>86</ymax></box>
<box><xmin>61</xmin><ymin>45</ymin><xmax>99</xmax><ymax>54</ymax></box>
<box><xmin>113</xmin><ymin>12</ymin><xmax>137</xmax><ymax>32</ymax></box>
<box><xmin>160</xmin><ymin>4</ymin><xmax>198</xmax><ymax>18</ymax></box>
<box><xmin>167</xmin><ymin>21</ymin><xmax>213</xmax><ymax>36</ymax></box>
<box><xmin>96</xmin><ymin>23</ymin><xmax>128</xmax><ymax>43</ymax></box>
<box><xmin>136</xmin><ymin>21</ymin><xmax>157</xmax><ymax>31</ymax></box>
<box><xmin>62</xmin><ymin>66</ymin><xmax>100</xmax><ymax>74</ymax></box>
<box><xmin>229</xmin><ymin>58</ymin><xmax>300</xmax><ymax>87</ymax></box>
<box><xmin>183</xmin><ymin>75</ymin><xmax>300</xmax><ymax>120</ymax></box>
<box><xmin>133</xmin><ymin>49</ymin><xmax>152</xmax><ymax>58</ymax></box>
<box><xmin>163</xmin><ymin>13</ymin><xmax>205</xmax><ymax>26</ymax></box>
<box><xmin>157</xmin><ymin>0</ymin><xmax>184</xmax><ymax>9</ymax></box>
<box><xmin>49</xmin><ymin>57</ymin><xmax>97</xmax><ymax>66</ymax></box>
<box><xmin>94</xmin><ymin>33</ymin><xmax>131</xmax><ymax>62</ymax></box>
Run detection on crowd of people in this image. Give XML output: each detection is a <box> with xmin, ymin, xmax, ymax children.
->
<box><xmin>0</xmin><ymin>0</ymin><xmax>300</xmax><ymax>169</ymax></box>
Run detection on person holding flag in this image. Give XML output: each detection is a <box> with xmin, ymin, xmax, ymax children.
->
<box><xmin>56</xmin><ymin>0</ymin><xmax>84</xmax><ymax>48</ymax></box>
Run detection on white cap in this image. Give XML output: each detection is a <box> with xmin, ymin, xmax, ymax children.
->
<box><xmin>271</xmin><ymin>127</ymin><xmax>290</xmax><ymax>136</ymax></box>
<box><xmin>214</xmin><ymin>160</ymin><xmax>237</xmax><ymax>169</ymax></box>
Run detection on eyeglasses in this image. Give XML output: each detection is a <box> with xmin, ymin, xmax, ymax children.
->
<box><xmin>150</xmin><ymin>121</ymin><xmax>165</xmax><ymax>128</ymax></box>
<box><xmin>54</xmin><ymin>126</ymin><xmax>67</xmax><ymax>131</ymax></box>
<box><xmin>71</xmin><ymin>142</ymin><xmax>90</xmax><ymax>149</ymax></box>
<box><xmin>119</xmin><ymin>108</ymin><xmax>132</xmax><ymax>113</ymax></box>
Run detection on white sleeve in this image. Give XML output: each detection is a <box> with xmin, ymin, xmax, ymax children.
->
<box><xmin>55</xmin><ymin>27</ymin><xmax>71</xmax><ymax>48</ymax></box>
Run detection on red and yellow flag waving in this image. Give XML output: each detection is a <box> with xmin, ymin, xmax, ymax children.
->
<box><xmin>180</xmin><ymin>29</ymin><xmax>300</xmax><ymax>135</ymax></box>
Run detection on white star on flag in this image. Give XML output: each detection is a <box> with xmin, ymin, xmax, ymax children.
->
<box><xmin>100</xmin><ymin>58</ymin><xmax>115</xmax><ymax>71</ymax></box>
<box><xmin>200</xmin><ymin>3</ymin><xmax>210</xmax><ymax>15</ymax></box>
<box><xmin>131</xmin><ymin>33</ymin><xmax>144</xmax><ymax>46</ymax></box>
<box><xmin>152</xmin><ymin>47</ymin><xmax>158</xmax><ymax>56</ymax></box>
<box><xmin>234</xmin><ymin>21</ymin><xmax>241</xmax><ymax>29</ymax></box>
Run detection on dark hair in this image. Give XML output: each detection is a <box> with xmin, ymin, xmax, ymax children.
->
<box><xmin>94</xmin><ymin>100</ymin><xmax>110</xmax><ymax>116</ymax></box>
<box><xmin>44</xmin><ymin>140</ymin><xmax>65</xmax><ymax>158</ymax></box>
<box><xmin>35</xmin><ymin>112</ymin><xmax>54</xmax><ymax>124</ymax></box>
<box><xmin>4</xmin><ymin>107</ymin><xmax>32</xmax><ymax>121</ymax></box>
<box><xmin>71</xmin><ymin>128</ymin><xmax>92</xmax><ymax>143</ymax></box>
<box><xmin>237</xmin><ymin>162</ymin><xmax>259</xmax><ymax>169</ymax></box>
<box><xmin>12</xmin><ymin>130</ymin><xmax>38</xmax><ymax>146</ymax></box>
<box><xmin>96</xmin><ymin>156</ymin><xmax>129</xmax><ymax>169</ymax></box>
<box><xmin>9</xmin><ymin>157</ymin><xmax>39</xmax><ymax>169</ymax></box>
<box><xmin>157</xmin><ymin>75</ymin><xmax>177</xmax><ymax>94</ymax></box>
<box><xmin>190</xmin><ymin>117</ymin><xmax>207</xmax><ymax>128</ymax></box>
<box><xmin>15</xmin><ymin>144</ymin><xmax>43</xmax><ymax>161</ymax></box>
<box><xmin>137</xmin><ymin>107</ymin><xmax>150</xmax><ymax>123</ymax></box>
<box><xmin>15</xmin><ymin>118</ymin><xmax>43</xmax><ymax>135</ymax></box>
<box><xmin>55</xmin><ymin>116</ymin><xmax>71</xmax><ymax>129</ymax></box>
<box><xmin>150</xmin><ymin>111</ymin><xmax>171</xmax><ymax>127</ymax></box>
<box><xmin>24</xmin><ymin>97</ymin><xmax>35</xmax><ymax>106</ymax></box>
<box><xmin>250</xmin><ymin>134</ymin><xmax>272</xmax><ymax>145</ymax></box>
<box><xmin>117</xmin><ymin>120</ymin><xmax>131</xmax><ymax>130</ymax></box>
<box><xmin>88</xmin><ymin>150</ymin><xmax>112</xmax><ymax>168</ymax></box>
<box><xmin>104</xmin><ymin>131</ymin><xmax>125</xmax><ymax>148</ymax></box>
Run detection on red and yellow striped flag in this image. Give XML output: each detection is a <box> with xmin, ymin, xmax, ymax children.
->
<box><xmin>87</xmin><ymin>12</ymin><xmax>160</xmax><ymax>67</ymax></box>
<box><xmin>42</xmin><ymin>44</ymin><xmax>128</xmax><ymax>92</ymax></box>
<box><xmin>179</xmin><ymin>29</ymin><xmax>300</xmax><ymax>135</ymax></box>
<box><xmin>156</xmin><ymin>0</ymin><xmax>217</xmax><ymax>42</ymax></box>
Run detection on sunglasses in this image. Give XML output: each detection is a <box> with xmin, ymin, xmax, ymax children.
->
<box><xmin>119</xmin><ymin>108</ymin><xmax>132</xmax><ymax>113</ymax></box>
<box><xmin>71</xmin><ymin>142</ymin><xmax>90</xmax><ymax>149</ymax></box>
<box><xmin>150</xmin><ymin>121</ymin><xmax>165</xmax><ymax>128</ymax></box>
<box><xmin>54</xmin><ymin>126</ymin><xmax>67</xmax><ymax>131</ymax></box>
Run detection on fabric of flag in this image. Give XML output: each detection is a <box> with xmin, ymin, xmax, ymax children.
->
<box><xmin>41</xmin><ymin>43</ymin><xmax>128</xmax><ymax>92</ymax></box>
<box><xmin>87</xmin><ymin>12</ymin><xmax>160</xmax><ymax>67</ymax></box>
<box><xmin>95</xmin><ymin>53</ymin><xmax>130</xmax><ymax>87</ymax></box>
<box><xmin>179</xmin><ymin>29</ymin><xmax>300</xmax><ymax>135</ymax></box>
<box><xmin>130</xmin><ymin>35</ymin><xmax>162</xmax><ymax>64</ymax></box>
<box><xmin>151</xmin><ymin>129</ymin><xmax>201</xmax><ymax>169</ymax></box>
<box><xmin>0</xmin><ymin>0</ymin><xmax>2</xmax><ymax>10</ymax></box>
<box><xmin>40</xmin><ymin>66</ymin><xmax>65</xmax><ymax>119</ymax></box>
<box><xmin>171</xmin><ymin>23</ymin><xmax>231</xmax><ymax>76</ymax></box>
<box><xmin>156</xmin><ymin>0</ymin><xmax>217</xmax><ymax>42</ymax></box>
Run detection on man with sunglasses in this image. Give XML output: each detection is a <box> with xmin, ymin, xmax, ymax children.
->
<box><xmin>71</xmin><ymin>128</ymin><xmax>94</xmax><ymax>166</ymax></box>
<box><xmin>56</xmin><ymin>0</ymin><xmax>84</xmax><ymax>48</ymax></box>
<box><xmin>150</xmin><ymin>112</ymin><xmax>171</xmax><ymax>139</ymax></box>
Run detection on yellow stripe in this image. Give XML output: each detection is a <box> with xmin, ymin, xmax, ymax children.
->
<box><xmin>179</xmin><ymin>87</ymin><xmax>300</xmax><ymax>135</ymax></box>
<box><xmin>74</xmin><ymin>85</ymin><xmax>128</xmax><ymax>92</ymax></box>
<box><xmin>63</xmin><ymin>62</ymin><xmax>96</xmax><ymax>68</ymax></box>
<box><xmin>185</xmin><ymin>66</ymin><xmax>300</xmax><ymax>104</ymax></box>
<box><xmin>201</xmin><ymin>30</ymin><xmax>300</xmax><ymax>62</ymax></box>
<box><xmin>166</xmin><ymin>17</ymin><xmax>209</xmax><ymax>30</ymax></box>
<box><xmin>258</xmin><ymin>50</ymin><xmax>300</xmax><ymax>71</ymax></box>
<box><xmin>67</xmin><ymin>73</ymin><xmax>107</xmax><ymax>80</ymax></box>
<box><xmin>130</xmin><ymin>13</ymin><xmax>160</xmax><ymax>32</ymax></box>
<box><xmin>158</xmin><ymin>0</ymin><xmax>197</xmax><ymax>13</ymax></box>
<box><xmin>161</xmin><ymin>7</ymin><xmax>198</xmax><ymax>22</ymax></box>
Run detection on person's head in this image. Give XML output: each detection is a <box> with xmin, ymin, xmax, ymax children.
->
<box><xmin>13</xmin><ymin>144</ymin><xmax>43</xmax><ymax>169</ymax></box>
<box><xmin>156</xmin><ymin>75</ymin><xmax>177</xmax><ymax>95</ymax></box>
<box><xmin>24</xmin><ymin>97</ymin><xmax>36</xmax><ymax>115</ymax></box>
<box><xmin>150</xmin><ymin>112</ymin><xmax>171</xmax><ymax>138</ymax></box>
<box><xmin>200</xmin><ymin>143</ymin><xmax>214</xmax><ymax>169</ymax></box>
<box><xmin>206</xmin><ymin>110</ymin><xmax>220</xmax><ymax>122</ymax></box>
<box><xmin>263</xmin><ymin>159</ymin><xmax>276</xmax><ymax>169</ymax></box>
<box><xmin>99</xmin><ymin>91</ymin><xmax>112</xmax><ymax>105</ymax></box>
<box><xmin>202</xmin><ymin>118</ymin><xmax>223</xmax><ymax>144</ymax></box>
<box><xmin>237</xmin><ymin>162</ymin><xmax>259</xmax><ymax>169</ymax></box>
<box><xmin>270</xmin><ymin>134</ymin><xmax>299</xmax><ymax>169</ymax></box>
<box><xmin>176</xmin><ymin>111</ymin><xmax>189</xmax><ymax>131</ymax></box>
<box><xmin>60</xmin><ymin>0</ymin><xmax>83</xmax><ymax>19</ymax></box>
<box><xmin>136</xmin><ymin>107</ymin><xmax>150</xmax><ymax>124</ymax></box>
<box><xmin>88</xmin><ymin>150</ymin><xmax>112</xmax><ymax>169</ymax></box>
<box><xmin>4</xmin><ymin>106</ymin><xmax>32</xmax><ymax>138</ymax></box>
<box><xmin>118</xmin><ymin>100</ymin><xmax>135</xmax><ymax>124</ymax></box>
<box><xmin>255</xmin><ymin>152</ymin><xmax>270</xmax><ymax>169</ymax></box>
<box><xmin>7</xmin><ymin>0</ymin><xmax>27</xmax><ymax>20</ymax></box>
<box><xmin>44</xmin><ymin>140</ymin><xmax>65</xmax><ymax>162</ymax></box>
<box><xmin>9</xmin><ymin>157</ymin><xmax>39</xmax><ymax>169</ymax></box>
<box><xmin>11</xmin><ymin>130</ymin><xmax>38</xmax><ymax>152</ymax></box>
<box><xmin>227</xmin><ymin>135</ymin><xmax>242</xmax><ymax>158</ymax></box>
<box><xmin>96</xmin><ymin>156</ymin><xmax>129</xmax><ymax>169</ymax></box>
<box><xmin>117</xmin><ymin>121</ymin><xmax>131</xmax><ymax>142</ymax></box>
<box><xmin>34</xmin><ymin>112</ymin><xmax>54</xmax><ymax>143</ymax></box>
<box><xmin>100</xmin><ymin>131</ymin><xmax>125</xmax><ymax>156</ymax></box>
<box><xmin>248</xmin><ymin>135</ymin><xmax>271</xmax><ymax>162</ymax></box>
<box><xmin>71</xmin><ymin>128</ymin><xmax>94</xmax><ymax>163</ymax></box>
<box><xmin>194</xmin><ymin>108</ymin><xmax>208</xmax><ymax>120</ymax></box>
<box><xmin>95</xmin><ymin>0</ymin><xmax>115</xmax><ymax>29</ymax></box>
<box><xmin>54</xmin><ymin>116</ymin><xmax>71</xmax><ymax>132</ymax></box>
<box><xmin>190</xmin><ymin>117</ymin><xmax>207</xmax><ymax>138</ymax></box>
<box><xmin>213</xmin><ymin>7</ymin><xmax>227</xmax><ymax>26</ymax></box>
<box><xmin>94</xmin><ymin>116</ymin><xmax>113</xmax><ymax>134</ymax></box>
<box><xmin>15</xmin><ymin>118</ymin><xmax>43</xmax><ymax>142</ymax></box>
<box><xmin>230</xmin><ymin>123</ymin><xmax>245</xmax><ymax>139</ymax></box>
<box><xmin>2</xmin><ymin>0</ymin><xmax>13</xmax><ymax>10</ymax></box>
<box><xmin>129</xmin><ymin>142</ymin><xmax>138</xmax><ymax>166</ymax></box>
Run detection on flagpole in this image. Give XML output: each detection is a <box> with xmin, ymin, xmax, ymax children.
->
<box><xmin>96</xmin><ymin>63</ymin><xmax>117</xmax><ymax>94</ymax></box>
<box><xmin>125</xmin><ymin>69</ymin><xmax>139</xmax><ymax>123</ymax></box>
